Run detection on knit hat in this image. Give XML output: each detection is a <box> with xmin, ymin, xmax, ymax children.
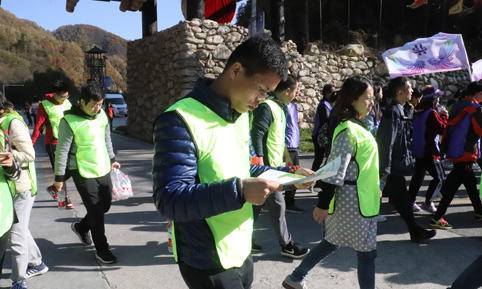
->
<box><xmin>421</xmin><ymin>86</ymin><xmax>443</xmax><ymax>102</ymax></box>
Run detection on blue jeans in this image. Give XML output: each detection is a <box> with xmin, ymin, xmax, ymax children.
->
<box><xmin>290</xmin><ymin>239</ymin><xmax>376</xmax><ymax>289</ymax></box>
<box><xmin>450</xmin><ymin>255</ymin><xmax>482</xmax><ymax>289</ymax></box>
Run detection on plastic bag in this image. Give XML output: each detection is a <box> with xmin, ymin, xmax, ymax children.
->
<box><xmin>110</xmin><ymin>168</ymin><xmax>133</xmax><ymax>201</ymax></box>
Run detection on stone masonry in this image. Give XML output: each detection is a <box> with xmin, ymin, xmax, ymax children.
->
<box><xmin>127</xmin><ymin>19</ymin><xmax>471</xmax><ymax>141</ymax></box>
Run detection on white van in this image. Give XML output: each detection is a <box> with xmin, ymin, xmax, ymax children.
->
<box><xmin>105</xmin><ymin>93</ymin><xmax>128</xmax><ymax>117</ymax></box>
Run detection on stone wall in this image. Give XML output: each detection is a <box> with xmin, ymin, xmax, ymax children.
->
<box><xmin>127</xmin><ymin>19</ymin><xmax>249</xmax><ymax>141</ymax></box>
<box><xmin>127</xmin><ymin>19</ymin><xmax>471</xmax><ymax>141</ymax></box>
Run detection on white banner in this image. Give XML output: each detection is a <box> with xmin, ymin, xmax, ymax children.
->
<box><xmin>382</xmin><ymin>33</ymin><xmax>470</xmax><ymax>79</ymax></box>
<box><xmin>472</xmin><ymin>60</ymin><xmax>482</xmax><ymax>81</ymax></box>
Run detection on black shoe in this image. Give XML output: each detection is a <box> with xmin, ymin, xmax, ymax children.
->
<box><xmin>286</xmin><ymin>205</ymin><xmax>305</xmax><ymax>214</ymax></box>
<box><xmin>281</xmin><ymin>241</ymin><xmax>309</xmax><ymax>259</ymax></box>
<box><xmin>410</xmin><ymin>228</ymin><xmax>436</xmax><ymax>243</ymax></box>
<box><xmin>71</xmin><ymin>222</ymin><xmax>92</xmax><ymax>246</ymax></box>
<box><xmin>95</xmin><ymin>250</ymin><xmax>117</xmax><ymax>264</ymax></box>
<box><xmin>251</xmin><ymin>241</ymin><xmax>262</xmax><ymax>253</ymax></box>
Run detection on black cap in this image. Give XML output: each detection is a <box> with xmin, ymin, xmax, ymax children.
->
<box><xmin>466</xmin><ymin>81</ymin><xmax>482</xmax><ymax>97</ymax></box>
<box><xmin>421</xmin><ymin>86</ymin><xmax>443</xmax><ymax>102</ymax></box>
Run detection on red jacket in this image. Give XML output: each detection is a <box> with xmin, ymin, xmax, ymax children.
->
<box><xmin>31</xmin><ymin>94</ymin><xmax>60</xmax><ymax>145</ymax></box>
<box><xmin>107</xmin><ymin>105</ymin><xmax>114</xmax><ymax>119</ymax></box>
<box><xmin>424</xmin><ymin>110</ymin><xmax>448</xmax><ymax>160</ymax></box>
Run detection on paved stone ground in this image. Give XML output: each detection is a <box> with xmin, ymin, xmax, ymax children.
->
<box><xmin>0</xmin><ymin>122</ymin><xmax>481</xmax><ymax>289</ymax></box>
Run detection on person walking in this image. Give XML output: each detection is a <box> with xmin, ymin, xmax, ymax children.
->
<box><xmin>0</xmin><ymin>94</ymin><xmax>21</xmax><ymax>278</ymax></box>
<box><xmin>0</xmin><ymin>149</ymin><xmax>20</xmax><ymax>278</ymax></box>
<box><xmin>152</xmin><ymin>36</ymin><xmax>311</xmax><ymax>289</ymax></box>
<box><xmin>311</xmin><ymin>84</ymin><xmax>336</xmax><ymax>171</ymax></box>
<box><xmin>107</xmin><ymin>103</ymin><xmax>114</xmax><ymax>132</ymax></box>
<box><xmin>251</xmin><ymin>76</ymin><xmax>309</xmax><ymax>258</ymax></box>
<box><xmin>376</xmin><ymin>77</ymin><xmax>436</xmax><ymax>243</ymax></box>
<box><xmin>24</xmin><ymin>103</ymin><xmax>32</xmax><ymax>127</ymax></box>
<box><xmin>431</xmin><ymin>81</ymin><xmax>482</xmax><ymax>229</ymax></box>
<box><xmin>283</xmin><ymin>76</ymin><xmax>380</xmax><ymax>289</ymax></box>
<box><xmin>408</xmin><ymin>86</ymin><xmax>448</xmax><ymax>213</ymax></box>
<box><xmin>53</xmin><ymin>85</ymin><xmax>120</xmax><ymax>264</ymax></box>
<box><xmin>284</xmin><ymin>81</ymin><xmax>303</xmax><ymax>213</ymax></box>
<box><xmin>31</xmin><ymin>80</ymin><xmax>74</xmax><ymax>209</ymax></box>
<box><xmin>0</xmin><ymin>95</ymin><xmax>48</xmax><ymax>289</ymax></box>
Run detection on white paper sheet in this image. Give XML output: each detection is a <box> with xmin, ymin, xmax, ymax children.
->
<box><xmin>257</xmin><ymin>156</ymin><xmax>341</xmax><ymax>185</ymax></box>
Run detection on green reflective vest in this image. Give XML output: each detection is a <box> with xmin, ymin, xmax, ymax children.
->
<box><xmin>0</xmin><ymin>111</ymin><xmax>37</xmax><ymax>196</ymax></box>
<box><xmin>41</xmin><ymin>99</ymin><xmax>72</xmax><ymax>139</ymax></box>
<box><xmin>329</xmin><ymin>120</ymin><xmax>380</xmax><ymax>217</ymax></box>
<box><xmin>0</xmin><ymin>130</ymin><xmax>14</xmax><ymax>237</ymax></box>
<box><xmin>165</xmin><ymin>97</ymin><xmax>253</xmax><ymax>270</ymax></box>
<box><xmin>479</xmin><ymin>174</ymin><xmax>482</xmax><ymax>198</ymax></box>
<box><xmin>263</xmin><ymin>99</ymin><xmax>286</xmax><ymax>167</ymax></box>
<box><xmin>63</xmin><ymin>111</ymin><xmax>110</xmax><ymax>178</ymax></box>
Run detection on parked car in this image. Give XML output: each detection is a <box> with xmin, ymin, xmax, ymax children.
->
<box><xmin>105</xmin><ymin>93</ymin><xmax>128</xmax><ymax>117</ymax></box>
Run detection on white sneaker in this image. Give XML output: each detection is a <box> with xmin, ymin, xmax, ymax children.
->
<box><xmin>309</xmin><ymin>184</ymin><xmax>316</xmax><ymax>194</ymax></box>
<box><xmin>421</xmin><ymin>202</ymin><xmax>437</xmax><ymax>213</ymax></box>
<box><xmin>412</xmin><ymin>203</ymin><xmax>422</xmax><ymax>213</ymax></box>
<box><xmin>282</xmin><ymin>275</ymin><xmax>307</xmax><ymax>289</ymax></box>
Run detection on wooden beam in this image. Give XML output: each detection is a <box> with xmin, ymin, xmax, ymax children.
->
<box><xmin>66</xmin><ymin>0</ymin><xmax>79</xmax><ymax>12</ymax></box>
<box><xmin>142</xmin><ymin>0</ymin><xmax>157</xmax><ymax>37</ymax></box>
<box><xmin>270</xmin><ymin>0</ymin><xmax>285</xmax><ymax>43</ymax></box>
<box><xmin>187</xmin><ymin>0</ymin><xmax>205</xmax><ymax>20</ymax></box>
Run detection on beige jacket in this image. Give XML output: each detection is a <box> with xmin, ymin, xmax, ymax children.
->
<box><xmin>0</xmin><ymin>116</ymin><xmax>35</xmax><ymax>193</ymax></box>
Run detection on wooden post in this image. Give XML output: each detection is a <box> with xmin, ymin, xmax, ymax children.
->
<box><xmin>301</xmin><ymin>0</ymin><xmax>309</xmax><ymax>51</ymax></box>
<box><xmin>377</xmin><ymin>0</ymin><xmax>383</xmax><ymax>49</ymax></box>
<box><xmin>347</xmin><ymin>0</ymin><xmax>351</xmax><ymax>42</ymax></box>
<box><xmin>271</xmin><ymin>0</ymin><xmax>285</xmax><ymax>42</ymax></box>
<box><xmin>249</xmin><ymin>0</ymin><xmax>257</xmax><ymax>35</ymax></box>
<box><xmin>187</xmin><ymin>0</ymin><xmax>205</xmax><ymax>20</ymax></box>
<box><xmin>279</xmin><ymin>0</ymin><xmax>285</xmax><ymax>42</ymax></box>
<box><xmin>142</xmin><ymin>0</ymin><xmax>157</xmax><ymax>37</ymax></box>
<box><xmin>319</xmin><ymin>0</ymin><xmax>323</xmax><ymax>44</ymax></box>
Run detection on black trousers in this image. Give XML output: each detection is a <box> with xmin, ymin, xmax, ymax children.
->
<box><xmin>450</xmin><ymin>255</ymin><xmax>482</xmax><ymax>289</ymax></box>
<box><xmin>383</xmin><ymin>174</ymin><xmax>423</xmax><ymax>234</ymax></box>
<box><xmin>434</xmin><ymin>162</ymin><xmax>482</xmax><ymax>220</ymax></box>
<box><xmin>285</xmin><ymin>149</ymin><xmax>299</xmax><ymax>206</ymax></box>
<box><xmin>71</xmin><ymin>170</ymin><xmax>112</xmax><ymax>253</ymax></box>
<box><xmin>178</xmin><ymin>257</ymin><xmax>253</xmax><ymax>289</ymax></box>
<box><xmin>408</xmin><ymin>158</ymin><xmax>445</xmax><ymax>205</ymax></box>
<box><xmin>311</xmin><ymin>136</ymin><xmax>326</xmax><ymax>172</ymax></box>
<box><xmin>45</xmin><ymin>143</ymin><xmax>69</xmax><ymax>197</ymax></box>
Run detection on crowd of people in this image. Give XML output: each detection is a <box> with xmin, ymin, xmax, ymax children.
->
<box><xmin>154</xmin><ymin>35</ymin><xmax>482</xmax><ymax>289</ymax></box>
<box><xmin>0</xmin><ymin>81</ymin><xmax>120</xmax><ymax>289</ymax></box>
<box><xmin>0</xmin><ymin>34</ymin><xmax>481</xmax><ymax>289</ymax></box>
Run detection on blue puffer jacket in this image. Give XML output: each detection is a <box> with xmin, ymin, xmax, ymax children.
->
<box><xmin>153</xmin><ymin>78</ymin><xmax>277</xmax><ymax>270</ymax></box>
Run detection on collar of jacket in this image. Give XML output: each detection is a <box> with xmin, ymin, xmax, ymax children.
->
<box><xmin>188</xmin><ymin>78</ymin><xmax>241</xmax><ymax>124</ymax></box>
<box><xmin>267</xmin><ymin>94</ymin><xmax>285</xmax><ymax>107</ymax></box>
<box><xmin>65</xmin><ymin>105</ymin><xmax>97</xmax><ymax>120</ymax></box>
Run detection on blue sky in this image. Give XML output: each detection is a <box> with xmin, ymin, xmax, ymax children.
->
<box><xmin>1</xmin><ymin>0</ymin><xmax>186</xmax><ymax>40</ymax></box>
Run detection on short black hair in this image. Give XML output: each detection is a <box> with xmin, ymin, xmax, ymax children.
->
<box><xmin>412</xmin><ymin>88</ymin><xmax>422</xmax><ymax>99</ymax></box>
<box><xmin>386</xmin><ymin>76</ymin><xmax>409</xmax><ymax>99</ymax></box>
<box><xmin>80</xmin><ymin>85</ymin><xmax>104</xmax><ymax>103</ymax></box>
<box><xmin>0</xmin><ymin>91</ymin><xmax>14</xmax><ymax>111</ymax></box>
<box><xmin>52</xmin><ymin>80</ymin><xmax>69</xmax><ymax>94</ymax></box>
<box><xmin>274</xmin><ymin>75</ymin><xmax>297</xmax><ymax>93</ymax></box>
<box><xmin>226</xmin><ymin>35</ymin><xmax>288</xmax><ymax>81</ymax></box>
<box><xmin>466</xmin><ymin>81</ymin><xmax>482</xmax><ymax>96</ymax></box>
<box><xmin>322</xmin><ymin>84</ymin><xmax>335</xmax><ymax>97</ymax></box>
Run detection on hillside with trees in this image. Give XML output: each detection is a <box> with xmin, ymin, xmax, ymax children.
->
<box><xmin>0</xmin><ymin>8</ymin><xmax>127</xmax><ymax>104</ymax></box>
